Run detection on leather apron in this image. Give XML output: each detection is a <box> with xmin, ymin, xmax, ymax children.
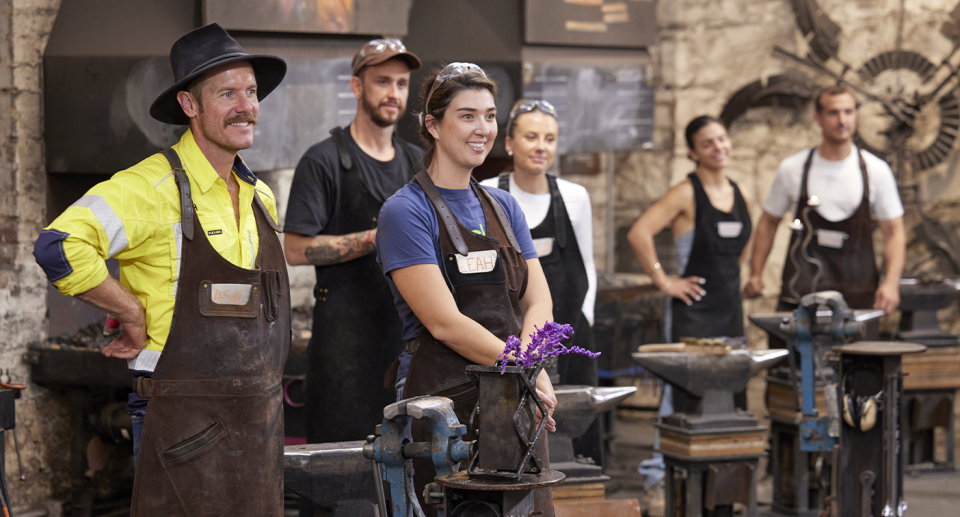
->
<box><xmin>779</xmin><ymin>148</ymin><xmax>879</xmax><ymax>309</ymax></box>
<box><xmin>671</xmin><ymin>172</ymin><xmax>752</xmax><ymax>342</ymax></box>
<box><xmin>495</xmin><ymin>173</ymin><xmax>594</xmax><ymax>386</ymax></box>
<box><xmin>131</xmin><ymin>149</ymin><xmax>290</xmax><ymax>517</ymax></box>
<box><xmin>402</xmin><ymin>171</ymin><xmax>553</xmax><ymax>517</ymax></box>
<box><xmin>304</xmin><ymin>127</ymin><xmax>417</xmax><ymax>443</ymax></box>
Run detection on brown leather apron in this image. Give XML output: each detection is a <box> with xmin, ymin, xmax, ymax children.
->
<box><xmin>779</xmin><ymin>147</ymin><xmax>880</xmax><ymax>309</ymax></box>
<box><xmin>131</xmin><ymin>149</ymin><xmax>291</xmax><ymax>517</ymax></box>
<box><xmin>401</xmin><ymin>171</ymin><xmax>552</xmax><ymax>516</ymax></box>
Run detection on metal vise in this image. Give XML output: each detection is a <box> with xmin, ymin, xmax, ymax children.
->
<box><xmin>364</xmin><ymin>396</ymin><xmax>473</xmax><ymax>517</ymax></box>
<box><xmin>781</xmin><ymin>291</ymin><xmax>864</xmax><ymax>452</ymax></box>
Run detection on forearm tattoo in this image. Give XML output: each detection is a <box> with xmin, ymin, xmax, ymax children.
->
<box><xmin>304</xmin><ymin>230</ymin><xmax>376</xmax><ymax>266</ymax></box>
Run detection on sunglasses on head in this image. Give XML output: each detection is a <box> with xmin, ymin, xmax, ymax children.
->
<box><xmin>507</xmin><ymin>99</ymin><xmax>557</xmax><ymax>129</ymax></box>
<box><xmin>419</xmin><ymin>62</ymin><xmax>488</xmax><ymax>126</ymax></box>
<box><xmin>356</xmin><ymin>38</ymin><xmax>407</xmax><ymax>61</ymax></box>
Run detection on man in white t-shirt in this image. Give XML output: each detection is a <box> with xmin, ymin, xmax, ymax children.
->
<box><xmin>744</xmin><ymin>86</ymin><xmax>906</xmax><ymax>317</ymax></box>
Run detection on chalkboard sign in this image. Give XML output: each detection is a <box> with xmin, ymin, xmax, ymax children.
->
<box><xmin>521</xmin><ymin>61</ymin><xmax>654</xmax><ymax>155</ymax></box>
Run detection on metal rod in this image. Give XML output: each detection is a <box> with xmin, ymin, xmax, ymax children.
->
<box><xmin>371</xmin><ymin>460</ymin><xmax>388</xmax><ymax>517</ymax></box>
<box><xmin>11</xmin><ymin>428</ymin><xmax>24</xmax><ymax>481</ymax></box>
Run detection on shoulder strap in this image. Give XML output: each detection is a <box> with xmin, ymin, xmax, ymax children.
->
<box><xmin>394</xmin><ymin>135</ymin><xmax>423</xmax><ymax>179</ymax></box>
<box><xmin>794</xmin><ymin>148</ymin><xmax>817</xmax><ymax>218</ymax></box>
<box><xmin>413</xmin><ymin>171</ymin><xmax>469</xmax><ymax>256</ymax></box>
<box><xmin>253</xmin><ymin>191</ymin><xmax>282</xmax><ymax>233</ymax></box>
<box><xmin>497</xmin><ymin>172</ymin><xmax>510</xmax><ymax>191</ymax></box>
<box><xmin>329</xmin><ymin>126</ymin><xmax>354</xmax><ymax>171</ymax></box>
<box><xmin>473</xmin><ymin>178</ymin><xmax>522</xmax><ymax>251</ymax></box>
<box><xmin>160</xmin><ymin>148</ymin><xmax>194</xmax><ymax>241</ymax></box>
<box><xmin>856</xmin><ymin>147</ymin><xmax>869</xmax><ymax>202</ymax></box>
<box><xmin>547</xmin><ymin>174</ymin><xmax>567</xmax><ymax>249</ymax></box>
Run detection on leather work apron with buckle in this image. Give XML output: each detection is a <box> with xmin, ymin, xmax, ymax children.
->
<box><xmin>401</xmin><ymin>171</ymin><xmax>553</xmax><ymax>517</ymax></box>
<box><xmin>131</xmin><ymin>148</ymin><xmax>291</xmax><ymax>517</ymax></box>
<box><xmin>779</xmin><ymin>147</ymin><xmax>880</xmax><ymax>309</ymax></box>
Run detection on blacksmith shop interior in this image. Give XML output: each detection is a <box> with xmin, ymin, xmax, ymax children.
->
<box><xmin>6</xmin><ymin>0</ymin><xmax>960</xmax><ymax>516</ymax></box>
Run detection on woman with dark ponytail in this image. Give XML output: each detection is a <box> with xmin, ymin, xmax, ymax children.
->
<box><xmin>626</xmin><ymin>116</ymin><xmax>754</xmax><ymax>504</ymax></box>
<box><xmin>376</xmin><ymin>64</ymin><xmax>556</xmax><ymax>516</ymax></box>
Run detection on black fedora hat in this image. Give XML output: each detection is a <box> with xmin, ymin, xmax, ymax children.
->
<box><xmin>150</xmin><ymin>23</ymin><xmax>287</xmax><ymax>125</ymax></box>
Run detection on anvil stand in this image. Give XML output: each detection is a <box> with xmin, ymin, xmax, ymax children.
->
<box><xmin>633</xmin><ymin>348</ymin><xmax>789</xmax><ymax>517</ymax></box>
<box><xmin>836</xmin><ymin>342</ymin><xmax>926</xmax><ymax>517</ymax></box>
<box><xmin>749</xmin><ymin>295</ymin><xmax>883</xmax><ymax>517</ymax></box>
<box><xmin>897</xmin><ymin>278</ymin><xmax>960</xmax><ymax>474</ymax></box>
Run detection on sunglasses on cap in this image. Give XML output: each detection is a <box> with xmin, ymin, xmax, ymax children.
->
<box><xmin>507</xmin><ymin>99</ymin><xmax>557</xmax><ymax>128</ymax></box>
<box><xmin>353</xmin><ymin>39</ymin><xmax>407</xmax><ymax>68</ymax></box>
<box><xmin>419</xmin><ymin>62</ymin><xmax>488</xmax><ymax>126</ymax></box>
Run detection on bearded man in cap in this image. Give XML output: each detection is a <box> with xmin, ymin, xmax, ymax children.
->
<box><xmin>283</xmin><ymin>39</ymin><xmax>423</xmax><ymax>444</ymax></box>
<box><xmin>34</xmin><ymin>24</ymin><xmax>289</xmax><ymax>515</ymax></box>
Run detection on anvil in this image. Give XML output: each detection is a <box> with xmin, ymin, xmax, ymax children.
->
<box><xmin>284</xmin><ymin>441</ymin><xmax>380</xmax><ymax>516</ymax></box>
<box><xmin>549</xmin><ymin>385</ymin><xmax>637</xmax><ymax>484</ymax></box>
<box><xmin>632</xmin><ymin>349</ymin><xmax>789</xmax><ymax>430</ymax></box>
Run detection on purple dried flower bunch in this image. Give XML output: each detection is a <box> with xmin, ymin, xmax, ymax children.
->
<box><xmin>498</xmin><ymin>321</ymin><xmax>601</xmax><ymax>374</ymax></box>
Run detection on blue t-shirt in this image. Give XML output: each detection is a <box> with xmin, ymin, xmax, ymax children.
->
<box><xmin>376</xmin><ymin>180</ymin><xmax>538</xmax><ymax>342</ymax></box>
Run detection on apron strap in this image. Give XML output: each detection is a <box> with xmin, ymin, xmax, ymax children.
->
<box><xmin>857</xmin><ymin>148</ymin><xmax>870</xmax><ymax>203</ymax></box>
<box><xmin>161</xmin><ymin>147</ymin><xmax>195</xmax><ymax>241</ymax></box>
<box><xmin>394</xmin><ymin>134</ymin><xmax>423</xmax><ymax>179</ymax></box>
<box><xmin>547</xmin><ymin>174</ymin><xmax>567</xmax><ymax>249</ymax></box>
<box><xmin>414</xmin><ymin>170</ymin><xmax>470</xmax><ymax>255</ymax></box>
<box><xmin>253</xmin><ymin>191</ymin><xmax>281</xmax><ymax>233</ymax></box>
<box><xmin>473</xmin><ymin>178</ymin><xmax>522</xmax><ymax>252</ymax></box>
<box><xmin>497</xmin><ymin>172</ymin><xmax>510</xmax><ymax>191</ymax></box>
<box><xmin>794</xmin><ymin>147</ymin><xmax>817</xmax><ymax>220</ymax></box>
<box><xmin>329</xmin><ymin>126</ymin><xmax>354</xmax><ymax>171</ymax></box>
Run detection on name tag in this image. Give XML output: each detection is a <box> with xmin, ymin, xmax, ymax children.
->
<box><xmin>816</xmin><ymin>229</ymin><xmax>847</xmax><ymax>249</ymax></box>
<box><xmin>532</xmin><ymin>237</ymin><xmax>555</xmax><ymax>257</ymax></box>
<box><xmin>455</xmin><ymin>250</ymin><xmax>498</xmax><ymax>274</ymax></box>
<box><xmin>717</xmin><ymin>221</ymin><xmax>743</xmax><ymax>238</ymax></box>
<box><xmin>210</xmin><ymin>283</ymin><xmax>252</xmax><ymax>305</ymax></box>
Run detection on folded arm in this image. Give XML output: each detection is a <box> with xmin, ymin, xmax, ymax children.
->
<box><xmin>284</xmin><ymin>230</ymin><xmax>377</xmax><ymax>266</ymax></box>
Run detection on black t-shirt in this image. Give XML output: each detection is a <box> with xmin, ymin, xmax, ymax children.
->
<box><xmin>283</xmin><ymin>125</ymin><xmax>424</xmax><ymax>236</ymax></box>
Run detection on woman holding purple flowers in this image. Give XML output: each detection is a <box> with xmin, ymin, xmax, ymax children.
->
<box><xmin>376</xmin><ymin>63</ymin><xmax>557</xmax><ymax>516</ymax></box>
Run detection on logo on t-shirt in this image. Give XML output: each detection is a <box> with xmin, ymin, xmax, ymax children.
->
<box><xmin>207</xmin><ymin>229</ymin><xmax>222</xmax><ymax>236</ymax></box>
<box><xmin>471</xmin><ymin>223</ymin><xmax>485</xmax><ymax>236</ymax></box>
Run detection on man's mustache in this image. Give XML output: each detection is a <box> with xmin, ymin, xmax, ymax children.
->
<box><xmin>225</xmin><ymin>115</ymin><xmax>257</xmax><ymax>127</ymax></box>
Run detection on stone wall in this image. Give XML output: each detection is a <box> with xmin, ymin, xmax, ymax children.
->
<box><xmin>592</xmin><ymin>0</ymin><xmax>960</xmax><ymax>347</ymax></box>
<box><xmin>0</xmin><ymin>0</ymin><xmax>67</xmax><ymax>513</ymax></box>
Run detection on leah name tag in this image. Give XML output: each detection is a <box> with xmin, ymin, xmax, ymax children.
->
<box><xmin>717</xmin><ymin>221</ymin><xmax>743</xmax><ymax>238</ymax></box>
<box><xmin>816</xmin><ymin>229</ymin><xmax>847</xmax><ymax>249</ymax></box>
<box><xmin>210</xmin><ymin>283</ymin><xmax>252</xmax><ymax>306</ymax></box>
<box><xmin>532</xmin><ymin>237</ymin><xmax>555</xmax><ymax>257</ymax></box>
<box><xmin>455</xmin><ymin>250</ymin><xmax>499</xmax><ymax>274</ymax></box>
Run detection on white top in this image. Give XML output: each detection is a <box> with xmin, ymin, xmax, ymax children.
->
<box><xmin>480</xmin><ymin>173</ymin><xmax>597</xmax><ymax>326</ymax></box>
<box><xmin>762</xmin><ymin>144</ymin><xmax>904</xmax><ymax>222</ymax></box>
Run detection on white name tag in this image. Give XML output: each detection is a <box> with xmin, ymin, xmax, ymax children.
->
<box><xmin>816</xmin><ymin>229</ymin><xmax>847</xmax><ymax>249</ymax></box>
<box><xmin>210</xmin><ymin>283</ymin><xmax>252</xmax><ymax>305</ymax></box>
<box><xmin>717</xmin><ymin>221</ymin><xmax>743</xmax><ymax>238</ymax></box>
<box><xmin>532</xmin><ymin>237</ymin><xmax>555</xmax><ymax>257</ymax></box>
<box><xmin>455</xmin><ymin>250</ymin><xmax>499</xmax><ymax>274</ymax></box>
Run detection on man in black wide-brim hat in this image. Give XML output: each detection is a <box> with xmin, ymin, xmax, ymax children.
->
<box><xmin>34</xmin><ymin>24</ymin><xmax>290</xmax><ymax>515</ymax></box>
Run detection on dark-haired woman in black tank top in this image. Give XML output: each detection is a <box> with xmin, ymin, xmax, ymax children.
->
<box><xmin>626</xmin><ymin>116</ymin><xmax>754</xmax><ymax>498</ymax></box>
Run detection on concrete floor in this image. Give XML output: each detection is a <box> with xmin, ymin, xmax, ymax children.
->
<box><xmin>603</xmin><ymin>409</ymin><xmax>960</xmax><ymax>516</ymax></box>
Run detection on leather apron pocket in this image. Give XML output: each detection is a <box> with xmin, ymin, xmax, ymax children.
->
<box><xmin>198</xmin><ymin>281</ymin><xmax>260</xmax><ymax>318</ymax></box>
<box><xmin>160</xmin><ymin>419</ymin><xmax>241</xmax><ymax>515</ymax></box>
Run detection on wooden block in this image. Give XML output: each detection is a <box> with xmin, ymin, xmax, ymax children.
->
<box><xmin>552</xmin><ymin>482</ymin><xmax>606</xmax><ymax>501</ymax></box>
<box><xmin>659</xmin><ymin>428</ymin><xmax>767</xmax><ymax>458</ymax></box>
<box><xmin>554</xmin><ymin>498</ymin><xmax>643</xmax><ymax>517</ymax></box>
<box><xmin>637</xmin><ymin>343</ymin><xmax>730</xmax><ymax>355</ymax></box>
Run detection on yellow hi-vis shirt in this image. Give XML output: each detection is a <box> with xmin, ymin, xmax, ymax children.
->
<box><xmin>34</xmin><ymin>129</ymin><xmax>279</xmax><ymax>372</ymax></box>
